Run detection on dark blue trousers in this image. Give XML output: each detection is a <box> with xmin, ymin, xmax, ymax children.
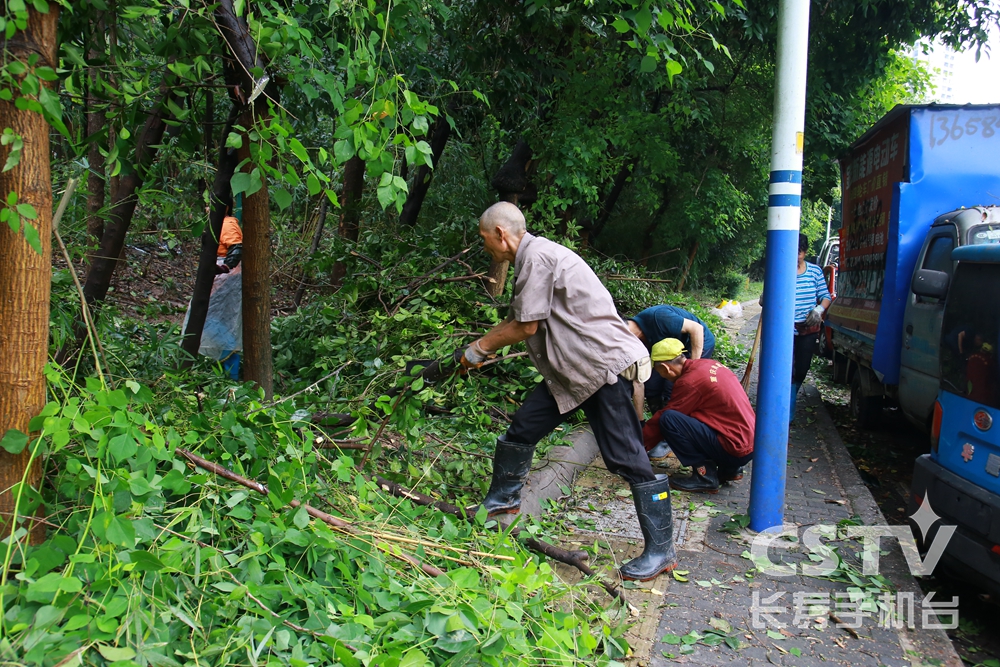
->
<box><xmin>505</xmin><ymin>379</ymin><xmax>656</xmax><ymax>484</ymax></box>
<box><xmin>657</xmin><ymin>410</ymin><xmax>752</xmax><ymax>472</ymax></box>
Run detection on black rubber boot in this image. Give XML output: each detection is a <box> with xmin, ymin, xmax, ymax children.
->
<box><xmin>669</xmin><ymin>461</ymin><xmax>720</xmax><ymax>493</ymax></box>
<box><xmin>719</xmin><ymin>466</ymin><xmax>745</xmax><ymax>483</ymax></box>
<box><xmin>474</xmin><ymin>439</ymin><xmax>536</xmax><ymax>518</ymax></box>
<box><xmin>619</xmin><ymin>474</ymin><xmax>678</xmax><ymax>581</ymax></box>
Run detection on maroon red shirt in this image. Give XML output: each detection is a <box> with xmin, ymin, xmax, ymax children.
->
<box><xmin>643</xmin><ymin>359</ymin><xmax>756</xmax><ymax>457</ymax></box>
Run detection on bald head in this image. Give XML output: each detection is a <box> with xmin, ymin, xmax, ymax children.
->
<box><xmin>478</xmin><ymin>202</ymin><xmax>527</xmax><ymax>263</ymax></box>
<box><xmin>480</xmin><ymin>201</ymin><xmax>526</xmax><ymax>237</ymax></box>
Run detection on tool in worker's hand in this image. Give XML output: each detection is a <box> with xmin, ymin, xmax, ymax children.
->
<box><xmin>741</xmin><ymin>316</ymin><xmax>763</xmax><ymax>392</ymax></box>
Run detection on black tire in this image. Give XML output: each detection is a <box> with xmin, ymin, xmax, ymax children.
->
<box><xmin>850</xmin><ymin>373</ymin><xmax>883</xmax><ymax>429</ymax></box>
<box><xmin>832</xmin><ymin>352</ymin><xmax>848</xmax><ymax>384</ymax></box>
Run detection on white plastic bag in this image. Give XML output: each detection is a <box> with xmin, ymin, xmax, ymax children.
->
<box><xmin>710</xmin><ymin>299</ymin><xmax>743</xmax><ymax>319</ymax></box>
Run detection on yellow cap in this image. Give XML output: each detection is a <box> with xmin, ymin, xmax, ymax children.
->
<box><xmin>651</xmin><ymin>338</ymin><xmax>686</xmax><ymax>362</ymax></box>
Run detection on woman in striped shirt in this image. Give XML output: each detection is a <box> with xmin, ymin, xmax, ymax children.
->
<box><xmin>791</xmin><ymin>233</ymin><xmax>832</xmax><ymax>421</ymax></box>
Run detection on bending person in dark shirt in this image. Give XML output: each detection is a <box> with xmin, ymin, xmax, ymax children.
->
<box><xmin>642</xmin><ymin>339</ymin><xmax>756</xmax><ymax>493</ymax></box>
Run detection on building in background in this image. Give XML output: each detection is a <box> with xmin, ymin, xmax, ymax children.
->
<box><xmin>909</xmin><ymin>31</ymin><xmax>1000</xmax><ymax>104</ymax></box>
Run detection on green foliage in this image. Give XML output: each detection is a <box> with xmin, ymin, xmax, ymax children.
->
<box><xmin>1</xmin><ymin>364</ymin><xmax>632</xmax><ymax>666</ymax></box>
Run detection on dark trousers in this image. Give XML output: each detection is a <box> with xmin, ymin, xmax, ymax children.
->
<box><xmin>657</xmin><ymin>410</ymin><xmax>753</xmax><ymax>472</ymax></box>
<box><xmin>645</xmin><ymin>344</ymin><xmax>715</xmax><ymax>411</ymax></box>
<box><xmin>505</xmin><ymin>379</ymin><xmax>656</xmax><ymax>484</ymax></box>
<box><xmin>792</xmin><ymin>332</ymin><xmax>819</xmax><ymax>384</ymax></box>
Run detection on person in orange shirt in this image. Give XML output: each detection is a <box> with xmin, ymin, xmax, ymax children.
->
<box><xmin>216</xmin><ymin>215</ymin><xmax>243</xmax><ymax>272</ymax></box>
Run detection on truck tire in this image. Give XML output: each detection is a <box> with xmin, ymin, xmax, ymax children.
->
<box><xmin>850</xmin><ymin>373</ymin><xmax>883</xmax><ymax>429</ymax></box>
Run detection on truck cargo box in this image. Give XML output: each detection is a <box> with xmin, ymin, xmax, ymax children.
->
<box><xmin>827</xmin><ymin>104</ymin><xmax>1000</xmax><ymax>384</ymax></box>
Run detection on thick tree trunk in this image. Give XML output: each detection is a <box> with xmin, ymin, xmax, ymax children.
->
<box><xmin>398</xmin><ymin>117</ymin><xmax>451</xmax><ymax>227</ymax></box>
<box><xmin>85</xmin><ymin>16</ymin><xmax>106</xmax><ymax>251</ymax></box>
<box><xmin>81</xmin><ymin>92</ymin><xmax>173</xmax><ymax>307</ymax></box>
<box><xmin>181</xmin><ymin>108</ymin><xmax>240</xmax><ymax>364</ymax></box>
<box><xmin>216</xmin><ymin>0</ymin><xmax>278</xmax><ymax>397</ymax></box>
<box><xmin>238</xmin><ymin>130</ymin><xmax>273</xmax><ymax>399</ymax></box>
<box><xmin>0</xmin><ymin>6</ymin><xmax>58</xmax><ymax>546</ymax></box>
<box><xmin>331</xmin><ymin>155</ymin><xmax>364</xmax><ymax>285</ymax></box>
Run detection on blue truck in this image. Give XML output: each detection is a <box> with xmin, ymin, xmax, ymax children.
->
<box><xmin>823</xmin><ymin>104</ymin><xmax>1000</xmax><ymax>592</ymax></box>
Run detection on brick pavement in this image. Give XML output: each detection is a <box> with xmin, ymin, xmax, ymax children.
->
<box><xmin>527</xmin><ymin>302</ymin><xmax>961</xmax><ymax>666</ymax></box>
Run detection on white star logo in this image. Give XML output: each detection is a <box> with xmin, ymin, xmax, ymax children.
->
<box><xmin>909</xmin><ymin>491</ymin><xmax>942</xmax><ymax>543</ymax></box>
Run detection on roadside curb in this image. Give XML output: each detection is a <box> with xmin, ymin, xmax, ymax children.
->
<box><xmin>518</xmin><ymin>427</ymin><xmax>600</xmax><ymax>517</ymax></box>
<box><xmin>803</xmin><ymin>384</ymin><xmax>962</xmax><ymax>667</ymax></box>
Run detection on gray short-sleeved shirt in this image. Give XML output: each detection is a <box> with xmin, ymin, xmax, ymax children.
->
<box><xmin>510</xmin><ymin>233</ymin><xmax>649</xmax><ymax>413</ymax></box>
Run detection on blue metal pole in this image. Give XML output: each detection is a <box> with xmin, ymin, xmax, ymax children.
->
<box><xmin>749</xmin><ymin>0</ymin><xmax>811</xmax><ymax>532</ymax></box>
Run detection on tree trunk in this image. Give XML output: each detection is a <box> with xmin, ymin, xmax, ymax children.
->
<box><xmin>0</xmin><ymin>5</ymin><xmax>58</xmax><ymax>546</ymax></box>
<box><xmin>331</xmin><ymin>155</ymin><xmax>365</xmax><ymax>285</ymax></box>
<box><xmin>81</xmin><ymin>91</ymin><xmax>173</xmax><ymax>308</ymax></box>
<box><xmin>215</xmin><ymin>0</ymin><xmax>278</xmax><ymax>398</ymax></box>
<box><xmin>677</xmin><ymin>242</ymin><xmax>699</xmax><ymax>291</ymax></box>
<box><xmin>485</xmin><ymin>139</ymin><xmax>535</xmax><ymax>298</ymax></box>
<box><xmin>589</xmin><ymin>157</ymin><xmax>636</xmax><ymax>240</ymax></box>
<box><xmin>85</xmin><ymin>15</ymin><xmax>106</xmax><ymax>251</ymax></box>
<box><xmin>293</xmin><ymin>195</ymin><xmax>329</xmax><ymax>309</ymax></box>
<box><xmin>398</xmin><ymin>117</ymin><xmax>451</xmax><ymax>227</ymax></box>
<box><xmin>181</xmin><ymin>108</ymin><xmax>240</xmax><ymax>364</ymax></box>
<box><xmin>239</xmin><ymin>129</ymin><xmax>273</xmax><ymax>399</ymax></box>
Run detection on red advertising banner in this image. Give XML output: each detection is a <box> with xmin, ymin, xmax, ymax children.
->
<box><xmin>829</xmin><ymin>112</ymin><xmax>910</xmax><ymax>336</ymax></box>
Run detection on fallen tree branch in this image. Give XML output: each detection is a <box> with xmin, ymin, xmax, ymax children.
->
<box><xmin>176</xmin><ymin>448</ymin><xmax>445</xmax><ymax>578</ymax></box>
<box><xmin>602</xmin><ymin>274</ymin><xmax>676</xmax><ymax>284</ymax></box>
<box><xmin>370</xmin><ymin>474</ymin><xmax>631</xmax><ymax>606</ymax></box>
<box><xmin>439</xmin><ymin>273</ymin><xmax>492</xmax><ymax>283</ymax></box>
<box><xmin>389</xmin><ymin>247</ymin><xmax>471</xmax><ymax>316</ymax></box>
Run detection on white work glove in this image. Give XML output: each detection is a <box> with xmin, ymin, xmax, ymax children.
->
<box><xmin>804</xmin><ymin>304</ymin><xmax>825</xmax><ymax>327</ymax></box>
<box><xmin>460</xmin><ymin>340</ymin><xmax>489</xmax><ymax>373</ymax></box>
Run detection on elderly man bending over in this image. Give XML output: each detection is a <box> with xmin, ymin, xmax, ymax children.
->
<box><xmin>642</xmin><ymin>339</ymin><xmax>755</xmax><ymax>493</ymax></box>
<box><xmin>459</xmin><ymin>201</ymin><xmax>676</xmax><ymax>581</ymax></box>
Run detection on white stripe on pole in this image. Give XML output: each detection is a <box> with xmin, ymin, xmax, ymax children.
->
<box><xmin>766</xmin><ymin>0</ymin><xmax>810</xmax><ymax>231</ymax></box>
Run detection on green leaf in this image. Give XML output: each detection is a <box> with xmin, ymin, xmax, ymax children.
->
<box><xmin>0</xmin><ymin>428</ymin><xmax>28</xmax><ymax>454</ymax></box>
<box><xmin>634</xmin><ymin>6</ymin><xmax>652</xmax><ymax>34</ymax></box>
<box><xmin>22</xmin><ymin>220</ymin><xmax>41</xmax><ymax>254</ymax></box>
<box><xmin>104</xmin><ymin>515</ymin><xmax>135</xmax><ymax>547</ymax></box>
<box><xmin>293</xmin><ymin>505</ymin><xmax>310</xmax><ymax>529</ymax></box>
<box><xmin>334</xmin><ymin>139</ymin><xmax>354</xmax><ymax>164</ymax></box>
<box><xmin>97</xmin><ymin>646</ymin><xmax>136</xmax><ymax>662</ymax></box>
<box><xmin>225</xmin><ymin>132</ymin><xmax>243</xmax><ymax>149</ymax></box>
<box><xmin>307</xmin><ymin>172</ymin><xmax>321</xmax><ymax>196</ymax></box>
<box><xmin>108</xmin><ymin>432</ymin><xmax>137</xmax><ymax>463</ymax></box>
<box><xmin>612</xmin><ymin>18</ymin><xmax>630</xmax><ymax>33</ymax></box>
<box><xmin>15</xmin><ymin>202</ymin><xmax>36</xmax><ymax>219</ymax></box>
<box><xmin>640</xmin><ymin>56</ymin><xmax>657</xmax><ymax>73</ymax></box>
<box><xmin>289</xmin><ymin>137</ymin><xmax>309</xmax><ymax>163</ymax></box>
<box><xmin>128</xmin><ymin>551</ymin><xmax>165</xmax><ymax>572</ymax></box>
<box><xmin>230</xmin><ymin>172</ymin><xmax>251</xmax><ymax>195</ymax></box>
<box><xmin>273</xmin><ymin>187</ymin><xmax>293</xmax><ymax>210</ymax></box>
<box><xmin>789</xmin><ymin>647</ymin><xmax>802</xmax><ymax>657</ymax></box>
<box><xmin>666</xmin><ymin>59</ymin><xmax>683</xmax><ymax>84</ymax></box>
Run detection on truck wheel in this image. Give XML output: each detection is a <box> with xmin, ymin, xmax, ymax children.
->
<box><xmin>832</xmin><ymin>352</ymin><xmax>848</xmax><ymax>384</ymax></box>
<box><xmin>850</xmin><ymin>374</ymin><xmax>883</xmax><ymax>429</ymax></box>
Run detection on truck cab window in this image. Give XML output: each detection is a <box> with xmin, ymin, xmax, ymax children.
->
<box><xmin>917</xmin><ymin>235</ymin><xmax>955</xmax><ymax>303</ymax></box>
<box><xmin>940</xmin><ymin>263</ymin><xmax>1000</xmax><ymax>409</ymax></box>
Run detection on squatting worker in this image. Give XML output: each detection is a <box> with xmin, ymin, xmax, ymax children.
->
<box><xmin>459</xmin><ymin>201</ymin><xmax>676</xmax><ymax>581</ymax></box>
<box><xmin>641</xmin><ymin>339</ymin><xmax>755</xmax><ymax>493</ymax></box>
